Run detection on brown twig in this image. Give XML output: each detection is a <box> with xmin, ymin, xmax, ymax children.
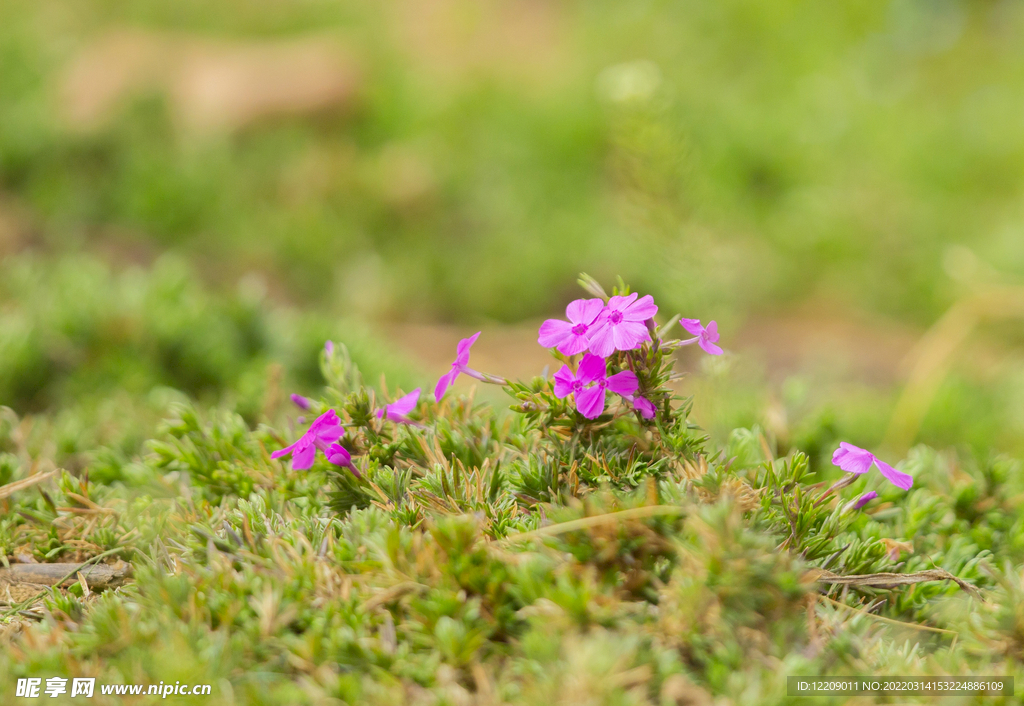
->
<box><xmin>811</xmin><ymin>568</ymin><xmax>982</xmax><ymax>600</ymax></box>
<box><xmin>0</xmin><ymin>547</ymin><xmax>128</xmax><ymax>617</ymax></box>
<box><xmin>0</xmin><ymin>471</ymin><xmax>57</xmax><ymax>501</ymax></box>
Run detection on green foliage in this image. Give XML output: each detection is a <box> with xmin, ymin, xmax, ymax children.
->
<box><xmin>2</xmin><ymin>277</ymin><xmax>1024</xmax><ymax>705</ymax></box>
<box><xmin>7</xmin><ymin>0</ymin><xmax>1024</xmax><ymax>332</ymax></box>
<box><xmin>0</xmin><ymin>255</ymin><xmax>414</xmax><ymax>418</ymax></box>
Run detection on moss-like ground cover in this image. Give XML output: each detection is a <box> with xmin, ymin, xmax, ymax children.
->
<box><xmin>0</xmin><ymin>277</ymin><xmax>1021</xmax><ymax>705</ymax></box>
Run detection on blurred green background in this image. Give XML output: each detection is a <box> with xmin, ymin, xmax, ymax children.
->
<box><xmin>3</xmin><ymin>0</ymin><xmax>1024</xmax><ymax>456</ymax></box>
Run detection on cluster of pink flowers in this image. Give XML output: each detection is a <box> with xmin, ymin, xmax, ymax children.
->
<box><xmin>428</xmin><ymin>291</ymin><xmax>724</xmax><ymax>419</ymax></box>
<box><xmin>537</xmin><ymin>294</ymin><xmax>722</xmax><ymax>419</ymax></box>
<box><xmin>538</xmin><ymin>294</ymin><xmax>657</xmax><ymax>357</ymax></box>
<box><xmin>553</xmin><ymin>354</ymin><xmax>639</xmax><ymax>419</ymax></box>
<box><xmin>273</xmin><ymin>387</ymin><xmax>422</xmax><ymax>472</ymax></box>
<box><xmin>273</xmin><ymin>285</ymin><xmax>916</xmax><ymax>518</ymax></box>
<box><xmin>271</xmin><ymin>410</ymin><xmax>350</xmax><ymax>472</ymax></box>
<box><xmin>276</xmin><ymin>285</ymin><xmax>730</xmax><ymax>468</ymax></box>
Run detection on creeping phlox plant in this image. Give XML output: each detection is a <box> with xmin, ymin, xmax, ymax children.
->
<box><xmin>271</xmin><ymin>274</ymin><xmax>917</xmax><ymax>535</ymax></box>
<box><xmin>272</xmin><ymin>276</ymin><xmax>724</xmax><ymax>477</ymax></box>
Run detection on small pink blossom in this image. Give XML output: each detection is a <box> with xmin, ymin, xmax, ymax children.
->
<box><xmin>271</xmin><ymin>410</ymin><xmax>344</xmax><ymax>470</ymax></box>
<box><xmin>435</xmin><ymin>333</ymin><xmax>507</xmax><ymax>400</ymax></box>
<box><xmin>587</xmin><ymin>293</ymin><xmax>658</xmax><ymax>357</ymax></box>
<box><xmin>553</xmin><ymin>353</ymin><xmax>639</xmax><ymax>419</ymax></box>
<box><xmin>290</xmin><ymin>394</ymin><xmax>311</xmax><ymax>410</ymax></box>
<box><xmin>377</xmin><ymin>388</ymin><xmax>421</xmax><ymax>425</ymax></box>
<box><xmin>326</xmin><ymin>442</ymin><xmax>360</xmax><ymax>478</ymax></box>
<box><xmin>832</xmin><ymin>442</ymin><xmax>913</xmax><ymax>491</ymax></box>
<box><xmin>325</xmin><ymin>340</ymin><xmax>335</xmax><ymax>356</ymax></box>
<box><xmin>538</xmin><ymin>298</ymin><xmax>605</xmax><ymax>355</ymax></box>
<box><xmin>435</xmin><ymin>333</ymin><xmax>480</xmax><ymax>401</ymax></box>
<box><xmin>679</xmin><ymin>319</ymin><xmax>723</xmax><ymax>355</ymax></box>
<box><xmin>854</xmin><ymin>491</ymin><xmax>878</xmax><ymax>509</ymax></box>
<box><xmin>632</xmin><ymin>395</ymin><xmax>657</xmax><ymax>419</ymax></box>
<box><xmin>327</xmin><ymin>442</ymin><xmax>352</xmax><ymax>467</ymax></box>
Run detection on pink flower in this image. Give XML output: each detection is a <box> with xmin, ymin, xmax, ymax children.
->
<box><xmin>327</xmin><ymin>442</ymin><xmax>351</xmax><ymax>467</ymax></box>
<box><xmin>290</xmin><ymin>394</ymin><xmax>311</xmax><ymax>410</ymax></box>
<box><xmin>435</xmin><ymin>333</ymin><xmax>480</xmax><ymax>401</ymax></box>
<box><xmin>832</xmin><ymin>442</ymin><xmax>913</xmax><ymax>491</ymax></box>
<box><xmin>325</xmin><ymin>340</ymin><xmax>335</xmax><ymax>356</ymax></box>
<box><xmin>434</xmin><ymin>333</ymin><xmax>507</xmax><ymax>400</ymax></box>
<box><xmin>271</xmin><ymin>410</ymin><xmax>344</xmax><ymax>470</ymax></box>
<box><xmin>632</xmin><ymin>395</ymin><xmax>657</xmax><ymax>420</ymax></box>
<box><xmin>679</xmin><ymin>319</ymin><xmax>723</xmax><ymax>355</ymax></box>
<box><xmin>587</xmin><ymin>293</ymin><xmax>658</xmax><ymax>357</ymax></box>
<box><xmin>377</xmin><ymin>388</ymin><xmax>421</xmax><ymax>425</ymax></box>
<box><xmin>553</xmin><ymin>353</ymin><xmax>639</xmax><ymax>419</ymax></box>
<box><xmin>326</xmin><ymin>442</ymin><xmax>360</xmax><ymax>478</ymax></box>
<box><xmin>854</xmin><ymin>491</ymin><xmax>878</xmax><ymax>509</ymax></box>
<box><xmin>538</xmin><ymin>298</ymin><xmax>605</xmax><ymax>355</ymax></box>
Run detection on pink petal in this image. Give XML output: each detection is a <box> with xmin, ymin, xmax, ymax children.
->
<box><xmin>633</xmin><ymin>396</ymin><xmax>657</xmax><ymax>419</ymax></box>
<box><xmin>576</xmin><ymin>354</ymin><xmax>607</xmax><ymax>384</ymax></box>
<box><xmin>854</xmin><ymin>491</ymin><xmax>878</xmax><ymax>509</ymax></box>
<box><xmin>291</xmin><ymin>443</ymin><xmax>316</xmax><ymax>470</ymax></box>
<box><xmin>832</xmin><ymin>443</ymin><xmax>874</xmax><ymax>475</ymax></box>
<box><xmin>874</xmin><ymin>459</ymin><xmax>913</xmax><ymax>491</ymax></box>
<box><xmin>621</xmin><ymin>294</ymin><xmax>657</xmax><ymax>322</ymax></box>
<box><xmin>435</xmin><ymin>368</ymin><xmax>458</xmax><ymax>401</ymax></box>
<box><xmin>839</xmin><ymin>441</ymin><xmax>869</xmax><ymax>456</ymax></box>
<box><xmin>586</xmin><ymin>323</ymin><xmax>616</xmax><ymax>358</ymax></box>
<box><xmin>566</xmin><ymin>298</ymin><xmax>605</xmax><ymax>325</ymax></box>
<box><xmin>557</xmin><ymin>334</ymin><xmax>591</xmax><ymax>356</ymax></box>
<box><xmin>704</xmin><ymin>320</ymin><xmax>719</xmax><ymax>342</ymax></box>
<box><xmin>538</xmin><ymin>319</ymin><xmax>574</xmax><ymax>348</ymax></box>
<box><xmin>327</xmin><ymin>443</ymin><xmax>352</xmax><ymax>468</ymax></box>
<box><xmin>309</xmin><ymin>410</ymin><xmax>340</xmax><ymax>434</ymax></box>
<box><xmin>611</xmin><ymin>321</ymin><xmax>649</xmax><ymax>351</ymax></box>
<box><xmin>831</xmin><ymin>444</ymin><xmax>855</xmax><ymax>466</ymax></box>
<box><xmin>455</xmin><ymin>332</ymin><xmax>481</xmax><ymax>366</ymax></box>
<box><xmin>317</xmin><ymin>425</ymin><xmax>344</xmax><ymax>444</ymax></box>
<box><xmin>680</xmin><ymin>318</ymin><xmax>705</xmax><ymax>337</ymax></box>
<box><xmin>553</xmin><ymin>365</ymin><xmax>576</xmax><ymax>398</ymax></box>
<box><xmin>605</xmin><ymin>370</ymin><xmax>639</xmax><ymax>397</ymax></box>
<box><xmin>606</xmin><ymin>293</ymin><xmax>638</xmax><ymax>312</ymax></box>
<box><xmin>271</xmin><ymin>439</ymin><xmax>301</xmax><ymax>459</ymax></box>
<box><xmin>576</xmin><ymin>386</ymin><xmax>607</xmax><ymax>419</ymax></box>
<box><xmin>389</xmin><ymin>388</ymin><xmax>421</xmax><ymax>417</ymax></box>
<box><xmin>698</xmin><ymin>338</ymin><xmax>724</xmax><ymax>355</ymax></box>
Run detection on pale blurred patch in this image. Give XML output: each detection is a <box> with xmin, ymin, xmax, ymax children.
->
<box><xmin>0</xmin><ymin>199</ymin><xmax>33</xmax><ymax>258</ymax></box>
<box><xmin>59</xmin><ymin>29</ymin><xmax>361</xmax><ymax>134</ymax></box>
<box><xmin>382</xmin><ymin>323</ymin><xmax>552</xmax><ymax>390</ymax></box>
<box><xmin>596</xmin><ymin>61</ymin><xmax>662</xmax><ymax>104</ymax></box>
<box><xmin>389</xmin><ymin>0</ymin><xmax>571</xmax><ymax>87</ymax></box>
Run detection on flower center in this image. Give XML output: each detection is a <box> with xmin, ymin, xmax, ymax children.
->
<box><xmin>571</xmin><ymin>322</ymin><xmax>588</xmax><ymax>336</ymax></box>
<box><xmin>598</xmin><ymin>380</ymin><xmax>607</xmax><ymax>389</ymax></box>
<box><xmin>572</xmin><ymin>380</ymin><xmax>584</xmax><ymax>393</ymax></box>
<box><xmin>608</xmin><ymin>311</ymin><xmax>623</xmax><ymax>325</ymax></box>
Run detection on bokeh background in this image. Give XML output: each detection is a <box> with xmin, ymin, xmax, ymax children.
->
<box><xmin>4</xmin><ymin>0</ymin><xmax>1024</xmax><ymax>465</ymax></box>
